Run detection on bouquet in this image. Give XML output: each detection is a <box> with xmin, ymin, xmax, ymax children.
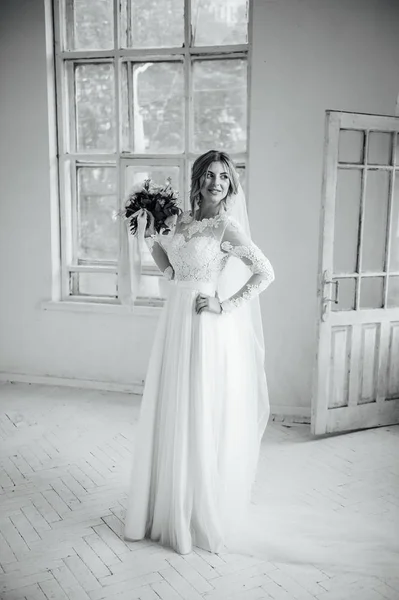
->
<box><xmin>117</xmin><ymin>178</ymin><xmax>181</xmax><ymax>306</ymax></box>
<box><xmin>118</xmin><ymin>178</ymin><xmax>182</xmax><ymax>237</ymax></box>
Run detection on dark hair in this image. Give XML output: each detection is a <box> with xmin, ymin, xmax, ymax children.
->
<box><xmin>189</xmin><ymin>150</ymin><xmax>239</xmax><ymax>215</ymax></box>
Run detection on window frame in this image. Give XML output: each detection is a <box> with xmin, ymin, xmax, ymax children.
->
<box><xmin>53</xmin><ymin>0</ymin><xmax>252</xmax><ymax>306</ymax></box>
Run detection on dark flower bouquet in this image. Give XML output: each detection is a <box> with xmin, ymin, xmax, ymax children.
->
<box><xmin>118</xmin><ymin>178</ymin><xmax>182</xmax><ymax>237</ymax></box>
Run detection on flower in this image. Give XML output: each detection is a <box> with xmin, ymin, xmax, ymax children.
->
<box><xmin>117</xmin><ymin>178</ymin><xmax>182</xmax><ymax>236</ymax></box>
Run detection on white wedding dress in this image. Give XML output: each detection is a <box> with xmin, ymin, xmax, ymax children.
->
<box><xmin>123</xmin><ymin>210</ymin><xmax>275</xmax><ymax>555</ymax></box>
<box><xmin>123</xmin><ymin>209</ymin><xmax>399</xmax><ymax>575</ymax></box>
<box><xmin>122</xmin><ymin>207</ymin><xmax>399</xmax><ymax>580</ymax></box>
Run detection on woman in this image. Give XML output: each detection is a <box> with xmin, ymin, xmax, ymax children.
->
<box><xmin>123</xmin><ymin>150</ymin><xmax>275</xmax><ymax>555</ymax></box>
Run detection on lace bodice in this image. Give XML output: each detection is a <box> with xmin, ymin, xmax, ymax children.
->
<box><xmin>166</xmin><ymin>213</ymin><xmax>230</xmax><ymax>284</ymax></box>
<box><xmin>146</xmin><ymin>211</ymin><xmax>275</xmax><ymax>312</ymax></box>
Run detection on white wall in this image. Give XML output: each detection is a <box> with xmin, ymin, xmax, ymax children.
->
<box><xmin>249</xmin><ymin>0</ymin><xmax>399</xmax><ymax>412</ymax></box>
<box><xmin>0</xmin><ymin>0</ymin><xmax>398</xmax><ymax>415</ymax></box>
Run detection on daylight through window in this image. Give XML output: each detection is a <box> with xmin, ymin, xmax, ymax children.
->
<box><xmin>54</xmin><ymin>0</ymin><xmax>250</xmax><ymax>304</ymax></box>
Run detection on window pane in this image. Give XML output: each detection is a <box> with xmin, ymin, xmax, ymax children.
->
<box><xmin>359</xmin><ymin>277</ymin><xmax>384</xmax><ymax>309</ymax></box>
<box><xmin>122</xmin><ymin>62</ymin><xmax>184</xmax><ymax>153</ymax></box>
<box><xmin>193</xmin><ymin>59</ymin><xmax>247</xmax><ymax>153</ymax></box>
<box><xmin>75</xmin><ymin>64</ymin><xmax>116</xmax><ymax>152</ymax></box>
<box><xmin>389</xmin><ymin>171</ymin><xmax>399</xmax><ymax>271</ymax></box>
<box><xmin>333</xmin><ymin>169</ymin><xmax>361</xmax><ymax>273</ymax></box>
<box><xmin>121</xmin><ymin>0</ymin><xmax>184</xmax><ymax>48</ymax></box>
<box><xmin>361</xmin><ymin>170</ymin><xmax>389</xmax><ymax>272</ymax></box>
<box><xmin>125</xmin><ymin>166</ymin><xmax>180</xmax><ymax>193</ymax></box>
<box><xmin>138</xmin><ymin>274</ymin><xmax>167</xmax><ymax>299</ymax></box>
<box><xmin>70</xmin><ymin>272</ymin><xmax>117</xmax><ymax>297</ymax></box>
<box><xmin>338</xmin><ymin>130</ymin><xmax>364</xmax><ymax>164</ymax></box>
<box><xmin>77</xmin><ymin>167</ymin><xmax>118</xmax><ymax>261</ymax></box>
<box><xmin>331</xmin><ymin>278</ymin><xmax>356</xmax><ymax>311</ymax></box>
<box><xmin>387</xmin><ymin>276</ymin><xmax>399</xmax><ymax>307</ymax></box>
<box><xmin>192</xmin><ymin>0</ymin><xmax>249</xmax><ymax>46</ymax></box>
<box><xmin>367</xmin><ymin>131</ymin><xmax>394</xmax><ymax>166</ymax></box>
<box><xmin>236</xmin><ymin>166</ymin><xmax>246</xmax><ymax>195</ymax></box>
<box><xmin>67</xmin><ymin>0</ymin><xmax>114</xmax><ymax>51</ymax></box>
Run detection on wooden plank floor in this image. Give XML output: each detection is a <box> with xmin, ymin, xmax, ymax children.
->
<box><xmin>0</xmin><ymin>382</ymin><xmax>398</xmax><ymax>600</ymax></box>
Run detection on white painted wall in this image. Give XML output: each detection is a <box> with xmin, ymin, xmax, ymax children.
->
<box><xmin>0</xmin><ymin>0</ymin><xmax>398</xmax><ymax>415</ymax></box>
<box><xmin>248</xmin><ymin>0</ymin><xmax>399</xmax><ymax>412</ymax></box>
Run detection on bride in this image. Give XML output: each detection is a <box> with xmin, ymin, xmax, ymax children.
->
<box><xmin>122</xmin><ymin>151</ymin><xmax>399</xmax><ymax>574</ymax></box>
<box><xmin>123</xmin><ymin>150</ymin><xmax>275</xmax><ymax>555</ymax></box>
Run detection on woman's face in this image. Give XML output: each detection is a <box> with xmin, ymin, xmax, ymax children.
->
<box><xmin>200</xmin><ymin>161</ymin><xmax>230</xmax><ymax>205</ymax></box>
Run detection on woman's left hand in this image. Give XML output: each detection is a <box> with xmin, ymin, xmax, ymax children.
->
<box><xmin>196</xmin><ymin>294</ymin><xmax>221</xmax><ymax>315</ymax></box>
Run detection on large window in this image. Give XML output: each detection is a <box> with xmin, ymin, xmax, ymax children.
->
<box><xmin>54</xmin><ymin>0</ymin><xmax>250</xmax><ymax>305</ymax></box>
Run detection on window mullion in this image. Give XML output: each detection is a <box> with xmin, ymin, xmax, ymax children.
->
<box><xmin>68</xmin><ymin>264</ymin><xmax>117</xmax><ymax>273</ymax></box>
<box><xmin>245</xmin><ymin>0</ymin><xmax>252</xmax><ymax>199</ymax></box>
<box><xmin>128</xmin><ymin>62</ymin><xmax>135</xmax><ymax>152</ymax></box>
<box><xmin>66</xmin><ymin>155</ymin><xmax>117</xmax><ymax>164</ymax></box>
<box><xmin>113</xmin><ymin>0</ymin><xmax>119</xmax><ymax>50</ymax></box>
<box><xmin>54</xmin><ymin>1</ymin><xmax>69</xmax><ymax>299</ymax></box>
<box><xmin>113</xmin><ymin>0</ymin><xmax>120</xmax><ymax>204</ymax></box>
<box><xmin>113</xmin><ymin>0</ymin><xmax>124</xmax><ymax>303</ymax></box>
<box><xmin>64</xmin><ymin>0</ymin><xmax>74</xmax><ymax>51</ymax></box>
<box><xmin>60</xmin><ymin>46</ymin><xmax>249</xmax><ymax>60</ymax></box>
<box><xmin>66</xmin><ymin>61</ymin><xmax>77</xmax><ymax>153</ymax></box>
<box><xmin>184</xmin><ymin>0</ymin><xmax>191</xmax><ymax>209</ymax></box>
<box><xmin>71</xmin><ymin>159</ymin><xmax>79</xmax><ymax>267</ymax></box>
<box><xmin>60</xmin><ymin>156</ymin><xmax>75</xmax><ymax>299</ymax></box>
<box><xmin>188</xmin><ymin>45</ymin><xmax>249</xmax><ymax>56</ymax></box>
<box><xmin>184</xmin><ymin>56</ymin><xmax>191</xmax><ymax>210</ymax></box>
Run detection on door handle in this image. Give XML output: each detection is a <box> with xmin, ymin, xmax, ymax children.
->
<box><xmin>321</xmin><ymin>271</ymin><xmax>339</xmax><ymax>321</ymax></box>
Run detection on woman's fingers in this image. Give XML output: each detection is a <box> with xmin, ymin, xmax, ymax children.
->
<box><xmin>196</xmin><ymin>294</ymin><xmax>209</xmax><ymax>314</ymax></box>
<box><xmin>196</xmin><ymin>295</ymin><xmax>221</xmax><ymax>315</ymax></box>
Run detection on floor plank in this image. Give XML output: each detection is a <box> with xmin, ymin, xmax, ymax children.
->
<box><xmin>0</xmin><ymin>382</ymin><xmax>398</xmax><ymax>600</ymax></box>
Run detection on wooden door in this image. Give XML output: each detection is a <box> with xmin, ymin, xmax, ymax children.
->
<box><xmin>312</xmin><ymin>111</ymin><xmax>399</xmax><ymax>435</ymax></box>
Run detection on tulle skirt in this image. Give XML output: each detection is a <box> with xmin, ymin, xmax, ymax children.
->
<box><xmin>123</xmin><ymin>283</ymin><xmax>399</xmax><ymax>575</ymax></box>
<box><xmin>123</xmin><ymin>280</ymin><xmax>264</xmax><ymax>555</ymax></box>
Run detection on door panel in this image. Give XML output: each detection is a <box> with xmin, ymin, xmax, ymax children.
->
<box><xmin>312</xmin><ymin>111</ymin><xmax>399</xmax><ymax>434</ymax></box>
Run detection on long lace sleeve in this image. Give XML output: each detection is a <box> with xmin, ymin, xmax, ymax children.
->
<box><xmin>219</xmin><ymin>217</ymin><xmax>274</xmax><ymax>313</ymax></box>
<box><xmin>145</xmin><ymin>235</ymin><xmax>174</xmax><ymax>281</ymax></box>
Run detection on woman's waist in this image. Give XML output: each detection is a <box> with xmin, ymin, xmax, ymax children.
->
<box><xmin>173</xmin><ymin>279</ymin><xmax>217</xmax><ymax>295</ymax></box>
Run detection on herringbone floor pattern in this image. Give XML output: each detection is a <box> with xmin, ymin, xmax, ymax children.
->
<box><xmin>0</xmin><ymin>382</ymin><xmax>398</xmax><ymax>600</ymax></box>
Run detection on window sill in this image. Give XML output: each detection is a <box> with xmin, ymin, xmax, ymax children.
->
<box><xmin>41</xmin><ymin>300</ymin><xmax>163</xmax><ymax>317</ymax></box>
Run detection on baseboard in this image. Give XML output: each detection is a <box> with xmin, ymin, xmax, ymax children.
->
<box><xmin>0</xmin><ymin>371</ymin><xmax>143</xmax><ymax>396</ymax></box>
<box><xmin>269</xmin><ymin>405</ymin><xmax>311</xmax><ymax>424</ymax></box>
<box><xmin>0</xmin><ymin>371</ymin><xmax>311</xmax><ymax>424</ymax></box>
